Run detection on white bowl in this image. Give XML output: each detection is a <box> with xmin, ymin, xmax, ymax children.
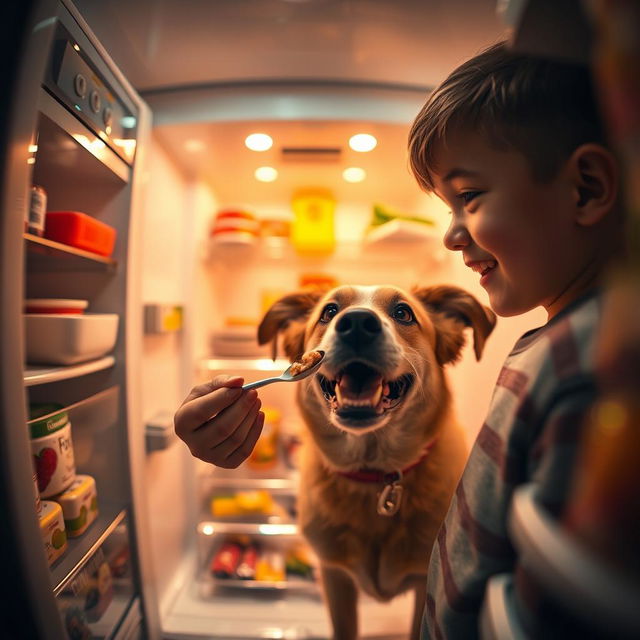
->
<box><xmin>24</xmin><ymin>313</ymin><xmax>119</xmax><ymax>365</ymax></box>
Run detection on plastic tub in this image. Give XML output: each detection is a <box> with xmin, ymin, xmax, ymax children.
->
<box><xmin>44</xmin><ymin>211</ymin><xmax>116</xmax><ymax>257</ymax></box>
<box><xmin>24</xmin><ymin>313</ymin><xmax>119</xmax><ymax>365</ymax></box>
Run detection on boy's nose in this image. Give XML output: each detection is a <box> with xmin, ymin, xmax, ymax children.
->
<box><xmin>444</xmin><ymin>220</ymin><xmax>470</xmax><ymax>251</ymax></box>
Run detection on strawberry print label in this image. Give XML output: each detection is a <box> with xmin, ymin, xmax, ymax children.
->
<box><xmin>31</xmin><ymin>422</ymin><xmax>76</xmax><ymax>498</ymax></box>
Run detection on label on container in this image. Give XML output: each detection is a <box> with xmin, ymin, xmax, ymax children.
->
<box><xmin>31</xmin><ymin>421</ymin><xmax>76</xmax><ymax>498</ymax></box>
<box><xmin>39</xmin><ymin>500</ymin><xmax>67</xmax><ymax>565</ymax></box>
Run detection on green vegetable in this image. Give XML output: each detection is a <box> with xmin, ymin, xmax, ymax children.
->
<box><xmin>371</xmin><ymin>203</ymin><xmax>435</xmax><ymax>228</ymax></box>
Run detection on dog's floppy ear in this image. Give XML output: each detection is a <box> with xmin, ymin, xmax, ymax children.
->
<box><xmin>257</xmin><ymin>290</ymin><xmax>326</xmax><ymax>361</ymax></box>
<box><xmin>412</xmin><ymin>285</ymin><xmax>497</xmax><ymax>364</ymax></box>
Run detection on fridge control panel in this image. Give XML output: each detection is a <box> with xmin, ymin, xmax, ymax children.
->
<box><xmin>45</xmin><ymin>24</ymin><xmax>137</xmax><ymax>165</ymax></box>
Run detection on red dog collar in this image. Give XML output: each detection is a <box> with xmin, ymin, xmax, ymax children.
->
<box><xmin>335</xmin><ymin>437</ymin><xmax>438</xmax><ymax>484</ymax></box>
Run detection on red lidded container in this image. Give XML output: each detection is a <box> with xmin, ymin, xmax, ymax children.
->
<box><xmin>45</xmin><ymin>211</ymin><xmax>116</xmax><ymax>257</ymax></box>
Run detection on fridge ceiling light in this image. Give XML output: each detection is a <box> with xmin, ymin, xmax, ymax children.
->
<box><xmin>343</xmin><ymin>167</ymin><xmax>366</xmax><ymax>183</ymax></box>
<box><xmin>184</xmin><ymin>138</ymin><xmax>205</xmax><ymax>152</ymax></box>
<box><xmin>245</xmin><ymin>133</ymin><xmax>273</xmax><ymax>151</ymax></box>
<box><xmin>255</xmin><ymin>166</ymin><xmax>278</xmax><ymax>182</ymax></box>
<box><xmin>201</xmin><ymin>524</ymin><xmax>215</xmax><ymax>535</ymax></box>
<box><xmin>349</xmin><ymin>133</ymin><xmax>377</xmax><ymax>152</ymax></box>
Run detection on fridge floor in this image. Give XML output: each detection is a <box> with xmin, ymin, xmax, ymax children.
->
<box><xmin>163</xmin><ymin>564</ymin><xmax>415</xmax><ymax>640</ymax></box>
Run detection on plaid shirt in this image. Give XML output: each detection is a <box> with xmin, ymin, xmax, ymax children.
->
<box><xmin>422</xmin><ymin>290</ymin><xmax>601</xmax><ymax>639</ymax></box>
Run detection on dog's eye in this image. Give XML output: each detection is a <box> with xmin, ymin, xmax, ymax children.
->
<box><xmin>320</xmin><ymin>303</ymin><xmax>339</xmax><ymax>323</ymax></box>
<box><xmin>392</xmin><ymin>304</ymin><xmax>415</xmax><ymax>324</ymax></box>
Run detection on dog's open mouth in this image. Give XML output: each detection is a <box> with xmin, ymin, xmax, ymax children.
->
<box><xmin>317</xmin><ymin>361</ymin><xmax>414</xmax><ymax>425</ymax></box>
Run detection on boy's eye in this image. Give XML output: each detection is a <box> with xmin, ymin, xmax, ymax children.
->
<box><xmin>320</xmin><ymin>303</ymin><xmax>339</xmax><ymax>323</ymax></box>
<box><xmin>392</xmin><ymin>303</ymin><xmax>415</xmax><ymax>324</ymax></box>
<box><xmin>457</xmin><ymin>190</ymin><xmax>482</xmax><ymax>205</ymax></box>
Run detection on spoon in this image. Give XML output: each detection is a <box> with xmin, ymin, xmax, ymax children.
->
<box><xmin>242</xmin><ymin>350</ymin><xmax>325</xmax><ymax>391</ymax></box>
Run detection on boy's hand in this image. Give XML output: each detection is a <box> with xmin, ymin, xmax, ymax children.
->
<box><xmin>174</xmin><ymin>375</ymin><xmax>265</xmax><ymax>468</ymax></box>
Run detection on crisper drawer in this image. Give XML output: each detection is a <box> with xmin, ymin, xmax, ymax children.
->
<box><xmin>196</xmin><ymin>522</ymin><xmax>320</xmax><ymax>596</ymax></box>
<box><xmin>55</xmin><ymin>509</ymin><xmax>136</xmax><ymax>639</ymax></box>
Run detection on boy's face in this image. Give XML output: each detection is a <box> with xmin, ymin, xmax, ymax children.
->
<box><xmin>431</xmin><ymin>130</ymin><xmax>582</xmax><ymax>318</ymax></box>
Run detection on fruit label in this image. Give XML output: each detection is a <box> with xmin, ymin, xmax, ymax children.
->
<box><xmin>31</xmin><ymin>422</ymin><xmax>76</xmax><ymax>498</ymax></box>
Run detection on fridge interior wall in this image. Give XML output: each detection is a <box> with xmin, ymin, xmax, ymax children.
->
<box><xmin>137</xmin><ymin>130</ymin><xmax>546</xmax><ymax>623</ymax></box>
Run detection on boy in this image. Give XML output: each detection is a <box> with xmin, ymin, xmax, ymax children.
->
<box><xmin>407</xmin><ymin>42</ymin><xmax>623</xmax><ymax>637</ymax></box>
<box><xmin>175</xmin><ymin>41</ymin><xmax>623</xmax><ymax>638</ymax></box>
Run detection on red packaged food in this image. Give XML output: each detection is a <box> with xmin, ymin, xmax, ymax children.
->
<box><xmin>235</xmin><ymin>544</ymin><xmax>259</xmax><ymax>580</ymax></box>
<box><xmin>44</xmin><ymin>211</ymin><xmax>116</xmax><ymax>257</ymax></box>
<box><xmin>210</xmin><ymin>541</ymin><xmax>242</xmax><ymax>578</ymax></box>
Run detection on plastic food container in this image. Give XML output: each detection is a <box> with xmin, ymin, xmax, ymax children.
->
<box><xmin>24</xmin><ymin>313</ymin><xmax>119</xmax><ymax>365</ymax></box>
<box><xmin>29</xmin><ymin>404</ymin><xmax>76</xmax><ymax>498</ymax></box>
<box><xmin>56</xmin><ymin>474</ymin><xmax>98</xmax><ymax>537</ymax></box>
<box><xmin>211</xmin><ymin>209</ymin><xmax>259</xmax><ymax>245</ymax></box>
<box><xmin>291</xmin><ymin>188</ymin><xmax>336</xmax><ymax>255</ymax></box>
<box><xmin>44</xmin><ymin>211</ymin><xmax>116</xmax><ymax>257</ymax></box>
<box><xmin>24</xmin><ymin>299</ymin><xmax>88</xmax><ymax>315</ymax></box>
<box><xmin>39</xmin><ymin>500</ymin><xmax>68</xmax><ymax>565</ymax></box>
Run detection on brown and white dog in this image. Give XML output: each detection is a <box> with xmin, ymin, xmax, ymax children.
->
<box><xmin>258</xmin><ymin>284</ymin><xmax>496</xmax><ymax>640</ymax></box>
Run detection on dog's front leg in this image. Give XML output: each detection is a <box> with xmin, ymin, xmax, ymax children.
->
<box><xmin>410</xmin><ymin>582</ymin><xmax>427</xmax><ymax>640</ymax></box>
<box><xmin>320</xmin><ymin>564</ymin><xmax>359</xmax><ymax>640</ymax></box>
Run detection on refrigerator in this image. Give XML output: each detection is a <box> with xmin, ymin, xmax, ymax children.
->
<box><xmin>3</xmin><ymin>1</ymin><xmax>603</xmax><ymax>639</ymax></box>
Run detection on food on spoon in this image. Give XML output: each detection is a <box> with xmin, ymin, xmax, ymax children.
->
<box><xmin>289</xmin><ymin>350</ymin><xmax>323</xmax><ymax>377</ymax></box>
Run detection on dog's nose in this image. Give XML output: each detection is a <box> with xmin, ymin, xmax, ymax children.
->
<box><xmin>335</xmin><ymin>309</ymin><xmax>382</xmax><ymax>348</ymax></box>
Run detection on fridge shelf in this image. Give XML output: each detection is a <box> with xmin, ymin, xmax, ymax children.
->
<box><xmin>199</xmin><ymin>574</ymin><xmax>319</xmax><ymax>595</ymax></box>
<box><xmin>52</xmin><ymin>503</ymin><xmax>126</xmax><ymax>595</ymax></box>
<box><xmin>202</xmin><ymin>473</ymin><xmax>298</xmax><ymax>494</ymax></box>
<box><xmin>508</xmin><ymin>483</ymin><xmax>640</xmax><ymax>637</ymax></box>
<box><xmin>200</xmin><ymin>357</ymin><xmax>290</xmax><ymax>373</ymax></box>
<box><xmin>197</xmin><ymin>521</ymin><xmax>299</xmax><ymax>537</ymax></box>
<box><xmin>24</xmin><ymin>233</ymin><xmax>117</xmax><ymax>271</ymax></box>
<box><xmin>24</xmin><ymin>356</ymin><xmax>116</xmax><ymax>387</ymax></box>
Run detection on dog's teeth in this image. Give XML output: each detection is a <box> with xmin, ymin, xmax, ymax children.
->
<box><xmin>335</xmin><ymin>384</ymin><xmax>343</xmax><ymax>405</ymax></box>
<box><xmin>372</xmin><ymin>385</ymin><xmax>383</xmax><ymax>406</ymax></box>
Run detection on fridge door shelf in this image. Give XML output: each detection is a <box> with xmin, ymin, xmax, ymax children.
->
<box><xmin>52</xmin><ymin>503</ymin><xmax>126</xmax><ymax>595</ymax></box>
<box><xmin>508</xmin><ymin>483</ymin><xmax>640</xmax><ymax>637</ymax></box>
<box><xmin>24</xmin><ymin>355</ymin><xmax>116</xmax><ymax>386</ymax></box>
<box><xmin>25</xmin><ymin>232</ymin><xmax>117</xmax><ymax>272</ymax></box>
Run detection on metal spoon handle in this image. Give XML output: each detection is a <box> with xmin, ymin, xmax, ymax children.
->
<box><xmin>242</xmin><ymin>377</ymin><xmax>283</xmax><ymax>391</ymax></box>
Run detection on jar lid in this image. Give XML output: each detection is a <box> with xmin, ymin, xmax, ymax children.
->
<box><xmin>28</xmin><ymin>404</ymin><xmax>69</xmax><ymax>439</ymax></box>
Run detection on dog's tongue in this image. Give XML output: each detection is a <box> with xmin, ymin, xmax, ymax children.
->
<box><xmin>337</xmin><ymin>371</ymin><xmax>383</xmax><ymax>401</ymax></box>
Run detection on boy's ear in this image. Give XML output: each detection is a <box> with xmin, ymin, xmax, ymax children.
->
<box><xmin>570</xmin><ymin>143</ymin><xmax>618</xmax><ymax>225</ymax></box>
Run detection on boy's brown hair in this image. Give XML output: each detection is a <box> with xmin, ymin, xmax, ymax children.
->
<box><xmin>408</xmin><ymin>41</ymin><xmax>607</xmax><ymax>192</ymax></box>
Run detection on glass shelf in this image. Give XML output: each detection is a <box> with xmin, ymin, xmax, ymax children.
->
<box><xmin>51</xmin><ymin>503</ymin><xmax>126</xmax><ymax>595</ymax></box>
<box><xmin>24</xmin><ymin>233</ymin><xmax>117</xmax><ymax>271</ymax></box>
<box><xmin>200</xmin><ymin>357</ymin><xmax>290</xmax><ymax>373</ymax></box>
<box><xmin>24</xmin><ymin>356</ymin><xmax>115</xmax><ymax>387</ymax></box>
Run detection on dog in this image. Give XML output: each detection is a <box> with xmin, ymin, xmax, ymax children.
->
<box><xmin>257</xmin><ymin>284</ymin><xmax>496</xmax><ymax>640</ymax></box>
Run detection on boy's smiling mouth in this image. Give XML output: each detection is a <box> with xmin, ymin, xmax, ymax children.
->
<box><xmin>467</xmin><ymin>259</ymin><xmax>497</xmax><ymax>277</ymax></box>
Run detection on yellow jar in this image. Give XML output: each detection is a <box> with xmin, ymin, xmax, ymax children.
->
<box><xmin>291</xmin><ymin>188</ymin><xmax>336</xmax><ymax>256</ymax></box>
<box><xmin>248</xmin><ymin>407</ymin><xmax>281</xmax><ymax>470</ymax></box>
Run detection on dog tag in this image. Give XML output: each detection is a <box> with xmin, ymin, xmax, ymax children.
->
<box><xmin>377</xmin><ymin>481</ymin><xmax>403</xmax><ymax>516</ymax></box>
